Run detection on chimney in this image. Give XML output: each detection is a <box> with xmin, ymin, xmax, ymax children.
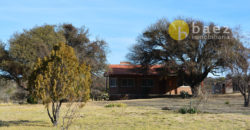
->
<box><xmin>120</xmin><ymin>61</ymin><xmax>131</xmax><ymax>65</ymax></box>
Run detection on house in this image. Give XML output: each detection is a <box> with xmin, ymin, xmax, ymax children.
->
<box><xmin>212</xmin><ymin>79</ymin><xmax>233</xmax><ymax>94</ymax></box>
<box><xmin>104</xmin><ymin>62</ymin><xmax>192</xmax><ymax>99</ymax></box>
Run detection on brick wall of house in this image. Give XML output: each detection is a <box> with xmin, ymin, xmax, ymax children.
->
<box><xmin>167</xmin><ymin>86</ymin><xmax>192</xmax><ymax>95</ymax></box>
<box><xmin>106</xmin><ymin>63</ymin><xmax>191</xmax><ymax>99</ymax></box>
<box><xmin>108</xmin><ymin>75</ymin><xmax>184</xmax><ymax>99</ymax></box>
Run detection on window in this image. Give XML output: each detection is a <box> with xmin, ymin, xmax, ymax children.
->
<box><xmin>121</xmin><ymin>79</ymin><xmax>134</xmax><ymax>87</ymax></box>
<box><xmin>110</xmin><ymin>78</ymin><xmax>117</xmax><ymax>88</ymax></box>
<box><xmin>142</xmin><ymin>79</ymin><xmax>153</xmax><ymax>87</ymax></box>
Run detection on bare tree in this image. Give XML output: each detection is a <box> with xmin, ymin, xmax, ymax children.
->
<box><xmin>230</xmin><ymin>44</ymin><xmax>249</xmax><ymax>107</ymax></box>
<box><xmin>232</xmin><ymin>74</ymin><xmax>250</xmax><ymax>107</ymax></box>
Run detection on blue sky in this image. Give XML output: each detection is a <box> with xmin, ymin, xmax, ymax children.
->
<box><xmin>0</xmin><ymin>0</ymin><xmax>250</xmax><ymax>66</ymax></box>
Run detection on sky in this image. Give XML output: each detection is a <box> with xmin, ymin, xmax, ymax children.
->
<box><xmin>0</xmin><ymin>0</ymin><xmax>250</xmax><ymax>67</ymax></box>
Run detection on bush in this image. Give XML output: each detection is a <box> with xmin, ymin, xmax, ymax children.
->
<box><xmin>225</xmin><ymin>101</ymin><xmax>230</xmax><ymax>105</ymax></box>
<box><xmin>178</xmin><ymin>107</ymin><xmax>188</xmax><ymax>114</ymax></box>
<box><xmin>178</xmin><ymin>107</ymin><xmax>198</xmax><ymax>114</ymax></box>
<box><xmin>91</xmin><ymin>91</ymin><xmax>109</xmax><ymax>101</ymax></box>
<box><xmin>90</xmin><ymin>77</ymin><xmax>107</xmax><ymax>101</ymax></box>
<box><xmin>100</xmin><ymin>93</ymin><xmax>109</xmax><ymax>101</ymax></box>
<box><xmin>180</xmin><ymin>91</ymin><xmax>190</xmax><ymax>99</ymax></box>
<box><xmin>105</xmin><ymin>103</ymin><xmax>127</xmax><ymax>108</ymax></box>
<box><xmin>187</xmin><ymin>107</ymin><xmax>197</xmax><ymax>114</ymax></box>
<box><xmin>27</xmin><ymin>95</ymin><xmax>38</xmax><ymax>104</ymax></box>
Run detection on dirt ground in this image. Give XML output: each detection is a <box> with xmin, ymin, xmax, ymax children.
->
<box><xmin>92</xmin><ymin>93</ymin><xmax>250</xmax><ymax>115</ymax></box>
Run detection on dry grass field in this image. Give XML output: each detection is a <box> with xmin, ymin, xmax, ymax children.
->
<box><xmin>0</xmin><ymin>93</ymin><xmax>249</xmax><ymax>130</ymax></box>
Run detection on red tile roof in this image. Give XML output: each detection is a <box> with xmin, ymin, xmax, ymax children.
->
<box><xmin>105</xmin><ymin>64</ymin><xmax>163</xmax><ymax>76</ymax></box>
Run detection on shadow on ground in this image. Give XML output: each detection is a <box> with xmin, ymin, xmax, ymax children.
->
<box><xmin>0</xmin><ymin>120</ymin><xmax>49</xmax><ymax>127</ymax></box>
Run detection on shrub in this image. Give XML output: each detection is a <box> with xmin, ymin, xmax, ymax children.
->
<box><xmin>91</xmin><ymin>92</ymin><xmax>109</xmax><ymax>101</ymax></box>
<box><xmin>105</xmin><ymin>103</ymin><xmax>127</xmax><ymax>108</ymax></box>
<box><xmin>28</xmin><ymin>43</ymin><xmax>91</xmax><ymax>126</ymax></box>
<box><xmin>225</xmin><ymin>101</ymin><xmax>230</xmax><ymax>105</ymax></box>
<box><xmin>178</xmin><ymin>107</ymin><xmax>198</xmax><ymax>114</ymax></box>
<box><xmin>178</xmin><ymin>107</ymin><xmax>188</xmax><ymax>114</ymax></box>
<box><xmin>180</xmin><ymin>91</ymin><xmax>190</xmax><ymax>99</ymax></box>
<box><xmin>187</xmin><ymin>107</ymin><xmax>197</xmax><ymax>114</ymax></box>
<box><xmin>100</xmin><ymin>93</ymin><xmax>109</xmax><ymax>101</ymax></box>
<box><xmin>27</xmin><ymin>95</ymin><xmax>38</xmax><ymax>104</ymax></box>
<box><xmin>90</xmin><ymin>77</ymin><xmax>108</xmax><ymax>101</ymax></box>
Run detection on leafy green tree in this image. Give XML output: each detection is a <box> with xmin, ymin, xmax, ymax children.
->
<box><xmin>60</xmin><ymin>24</ymin><xmax>108</xmax><ymax>99</ymax></box>
<box><xmin>28</xmin><ymin>42</ymin><xmax>91</xmax><ymax>126</ymax></box>
<box><xmin>0</xmin><ymin>24</ymin><xmax>108</xmax><ymax>98</ymax></box>
<box><xmin>0</xmin><ymin>25</ymin><xmax>66</xmax><ymax>90</ymax></box>
<box><xmin>127</xmin><ymin>18</ymin><xmax>247</xmax><ymax>96</ymax></box>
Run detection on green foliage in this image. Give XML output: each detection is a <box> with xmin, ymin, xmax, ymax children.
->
<box><xmin>178</xmin><ymin>107</ymin><xmax>188</xmax><ymax>114</ymax></box>
<box><xmin>9</xmin><ymin>25</ymin><xmax>66</xmax><ymax>64</ymax></box>
<box><xmin>61</xmin><ymin>24</ymin><xmax>109</xmax><ymax>100</ymax></box>
<box><xmin>29</xmin><ymin>42</ymin><xmax>91</xmax><ymax>105</ymax></box>
<box><xmin>0</xmin><ymin>24</ymin><xmax>108</xmax><ymax>95</ymax></box>
<box><xmin>178</xmin><ymin>107</ymin><xmax>198</xmax><ymax>114</ymax></box>
<box><xmin>28</xmin><ymin>42</ymin><xmax>91</xmax><ymax>126</ymax></box>
<box><xmin>90</xmin><ymin>76</ymin><xmax>108</xmax><ymax>101</ymax></box>
<box><xmin>180</xmin><ymin>91</ymin><xmax>190</xmax><ymax>99</ymax></box>
<box><xmin>187</xmin><ymin>107</ymin><xmax>198</xmax><ymax>114</ymax></box>
<box><xmin>105</xmin><ymin>103</ymin><xmax>127</xmax><ymax>108</ymax></box>
<box><xmin>61</xmin><ymin>24</ymin><xmax>108</xmax><ymax>75</ymax></box>
<box><xmin>91</xmin><ymin>90</ymin><xmax>109</xmax><ymax>101</ymax></box>
<box><xmin>0</xmin><ymin>25</ymin><xmax>66</xmax><ymax>90</ymax></box>
<box><xmin>179</xmin><ymin>100</ymin><xmax>199</xmax><ymax>114</ymax></box>
<box><xmin>27</xmin><ymin>94</ymin><xmax>38</xmax><ymax>104</ymax></box>
<box><xmin>93</xmin><ymin>93</ymin><xmax>110</xmax><ymax>101</ymax></box>
<box><xmin>225</xmin><ymin>101</ymin><xmax>230</xmax><ymax>105</ymax></box>
<box><xmin>100</xmin><ymin>93</ymin><xmax>109</xmax><ymax>101</ymax></box>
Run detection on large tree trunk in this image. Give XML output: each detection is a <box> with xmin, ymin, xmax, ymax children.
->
<box><xmin>244</xmin><ymin>96</ymin><xmax>249</xmax><ymax>107</ymax></box>
<box><xmin>247</xmin><ymin>84</ymin><xmax>250</xmax><ymax>107</ymax></box>
<box><xmin>191</xmin><ymin>86</ymin><xmax>199</xmax><ymax>97</ymax></box>
<box><xmin>243</xmin><ymin>91</ymin><xmax>249</xmax><ymax>107</ymax></box>
<box><xmin>191</xmin><ymin>84</ymin><xmax>202</xmax><ymax>97</ymax></box>
<box><xmin>47</xmin><ymin>101</ymin><xmax>62</xmax><ymax>126</ymax></box>
<box><xmin>237</xmin><ymin>79</ymin><xmax>250</xmax><ymax>107</ymax></box>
